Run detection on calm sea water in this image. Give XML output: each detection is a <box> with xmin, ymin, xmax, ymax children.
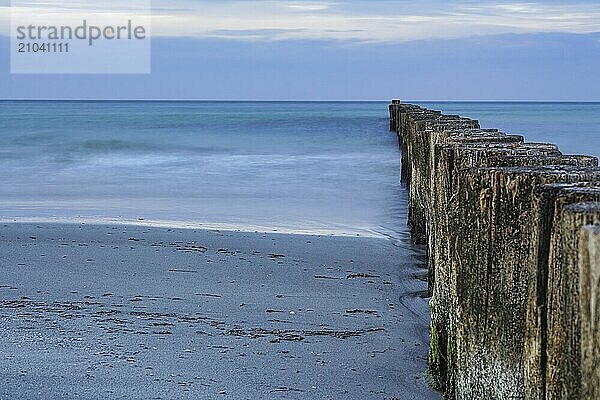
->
<box><xmin>0</xmin><ymin>101</ymin><xmax>405</xmax><ymax>237</ymax></box>
<box><xmin>0</xmin><ymin>101</ymin><xmax>598</xmax><ymax>238</ymax></box>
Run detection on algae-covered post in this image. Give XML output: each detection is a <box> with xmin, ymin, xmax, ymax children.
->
<box><xmin>388</xmin><ymin>100</ymin><xmax>600</xmax><ymax>399</ymax></box>
<box><xmin>546</xmin><ymin>200</ymin><xmax>600</xmax><ymax>399</ymax></box>
<box><xmin>524</xmin><ymin>183</ymin><xmax>600</xmax><ymax>399</ymax></box>
<box><xmin>579</xmin><ymin>223</ymin><xmax>600</xmax><ymax>400</ymax></box>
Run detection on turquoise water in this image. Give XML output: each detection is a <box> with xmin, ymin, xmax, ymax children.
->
<box><xmin>0</xmin><ymin>101</ymin><xmax>405</xmax><ymax>237</ymax></box>
<box><xmin>0</xmin><ymin>101</ymin><xmax>598</xmax><ymax>237</ymax></box>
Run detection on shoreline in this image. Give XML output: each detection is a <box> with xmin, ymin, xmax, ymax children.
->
<box><xmin>0</xmin><ymin>216</ymin><xmax>391</xmax><ymax>239</ymax></box>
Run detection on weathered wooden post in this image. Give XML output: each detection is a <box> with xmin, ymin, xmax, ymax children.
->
<box><xmin>579</xmin><ymin>223</ymin><xmax>600</xmax><ymax>400</ymax></box>
<box><xmin>427</xmin><ymin>141</ymin><xmax>582</xmax><ymax>394</ymax></box>
<box><xmin>525</xmin><ymin>185</ymin><xmax>600</xmax><ymax>399</ymax></box>
<box><xmin>388</xmin><ymin>101</ymin><xmax>600</xmax><ymax>399</ymax></box>
<box><xmin>451</xmin><ymin>166</ymin><xmax>600</xmax><ymax>399</ymax></box>
<box><xmin>546</xmin><ymin>196</ymin><xmax>600</xmax><ymax>399</ymax></box>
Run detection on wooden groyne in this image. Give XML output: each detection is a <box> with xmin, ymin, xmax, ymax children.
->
<box><xmin>389</xmin><ymin>100</ymin><xmax>600</xmax><ymax>399</ymax></box>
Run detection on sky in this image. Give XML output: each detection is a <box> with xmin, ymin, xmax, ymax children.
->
<box><xmin>0</xmin><ymin>0</ymin><xmax>599</xmax><ymax>100</ymax></box>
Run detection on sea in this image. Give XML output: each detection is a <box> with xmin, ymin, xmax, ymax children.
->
<box><xmin>0</xmin><ymin>101</ymin><xmax>598</xmax><ymax>239</ymax></box>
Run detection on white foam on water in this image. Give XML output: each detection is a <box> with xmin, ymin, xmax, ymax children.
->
<box><xmin>0</xmin><ymin>216</ymin><xmax>385</xmax><ymax>238</ymax></box>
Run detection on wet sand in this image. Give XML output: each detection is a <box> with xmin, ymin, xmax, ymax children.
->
<box><xmin>0</xmin><ymin>223</ymin><xmax>439</xmax><ymax>399</ymax></box>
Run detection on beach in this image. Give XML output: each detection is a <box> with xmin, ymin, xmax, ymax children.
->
<box><xmin>0</xmin><ymin>222</ymin><xmax>438</xmax><ymax>399</ymax></box>
<box><xmin>1</xmin><ymin>0</ymin><xmax>598</xmax><ymax>398</ymax></box>
<box><xmin>2</xmin><ymin>101</ymin><xmax>596</xmax><ymax>398</ymax></box>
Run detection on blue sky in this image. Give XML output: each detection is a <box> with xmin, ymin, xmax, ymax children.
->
<box><xmin>1</xmin><ymin>0</ymin><xmax>599</xmax><ymax>100</ymax></box>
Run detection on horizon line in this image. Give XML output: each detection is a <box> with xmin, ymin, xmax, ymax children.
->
<box><xmin>1</xmin><ymin>98</ymin><xmax>600</xmax><ymax>103</ymax></box>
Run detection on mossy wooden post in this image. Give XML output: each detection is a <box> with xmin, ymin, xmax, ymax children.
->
<box><xmin>429</xmin><ymin>137</ymin><xmax>541</xmax><ymax>392</ymax></box>
<box><xmin>391</xmin><ymin>104</ymin><xmax>481</xmax><ymax>245</ymax></box>
<box><xmin>525</xmin><ymin>185</ymin><xmax>600</xmax><ymax>399</ymax></box>
<box><xmin>427</xmin><ymin>142</ymin><xmax>572</xmax><ymax>394</ymax></box>
<box><xmin>580</xmin><ymin>223</ymin><xmax>600</xmax><ymax>400</ymax></box>
<box><xmin>451</xmin><ymin>167</ymin><xmax>600</xmax><ymax>399</ymax></box>
<box><xmin>426</xmin><ymin>132</ymin><xmax>521</xmax><ymax>281</ymax></box>
<box><xmin>396</xmin><ymin>106</ymin><xmax>432</xmax><ymax>184</ymax></box>
<box><xmin>546</xmin><ymin>197</ymin><xmax>600</xmax><ymax>400</ymax></box>
<box><xmin>426</xmin><ymin>138</ymin><xmax>587</xmax><ymax>394</ymax></box>
<box><xmin>525</xmin><ymin>183</ymin><xmax>585</xmax><ymax>399</ymax></box>
<box><xmin>408</xmin><ymin>118</ymin><xmax>480</xmax><ymax>244</ymax></box>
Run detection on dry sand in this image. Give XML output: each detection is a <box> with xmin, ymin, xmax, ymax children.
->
<box><xmin>0</xmin><ymin>223</ymin><xmax>439</xmax><ymax>399</ymax></box>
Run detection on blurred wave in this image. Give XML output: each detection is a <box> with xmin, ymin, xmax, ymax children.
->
<box><xmin>0</xmin><ymin>101</ymin><xmax>406</xmax><ymax>239</ymax></box>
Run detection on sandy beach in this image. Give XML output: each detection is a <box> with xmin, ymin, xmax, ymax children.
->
<box><xmin>0</xmin><ymin>223</ymin><xmax>439</xmax><ymax>399</ymax></box>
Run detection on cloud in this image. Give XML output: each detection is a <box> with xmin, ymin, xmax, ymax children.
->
<box><xmin>1</xmin><ymin>1</ymin><xmax>600</xmax><ymax>41</ymax></box>
<box><xmin>286</xmin><ymin>3</ymin><xmax>332</xmax><ymax>12</ymax></box>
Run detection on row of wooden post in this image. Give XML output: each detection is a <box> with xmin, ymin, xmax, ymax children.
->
<box><xmin>389</xmin><ymin>100</ymin><xmax>600</xmax><ymax>399</ymax></box>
